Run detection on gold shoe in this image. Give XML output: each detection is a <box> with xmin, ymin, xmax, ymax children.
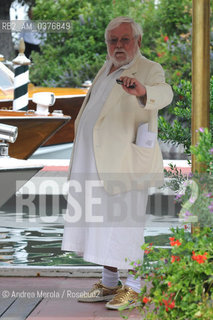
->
<box><xmin>105</xmin><ymin>285</ymin><xmax>139</xmax><ymax>310</ymax></box>
<box><xmin>78</xmin><ymin>280</ymin><xmax>122</xmax><ymax>302</ymax></box>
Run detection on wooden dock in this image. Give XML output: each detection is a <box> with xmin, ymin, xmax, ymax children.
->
<box><xmin>0</xmin><ymin>276</ymin><xmax>143</xmax><ymax>319</ymax></box>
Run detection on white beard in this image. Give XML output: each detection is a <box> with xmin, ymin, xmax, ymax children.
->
<box><xmin>108</xmin><ymin>46</ymin><xmax>139</xmax><ymax>68</ymax></box>
<box><xmin>109</xmin><ymin>55</ymin><xmax>132</xmax><ymax>67</ymax></box>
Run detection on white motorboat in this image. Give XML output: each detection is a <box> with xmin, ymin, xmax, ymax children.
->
<box><xmin>0</xmin><ymin>123</ymin><xmax>43</xmax><ymax>208</ymax></box>
<box><xmin>0</xmin><ymin>157</ymin><xmax>43</xmax><ymax>208</ymax></box>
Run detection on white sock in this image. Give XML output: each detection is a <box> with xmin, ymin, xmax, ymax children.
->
<box><xmin>102</xmin><ymin>267</ymin><xmax>119</xmax><ymax>288</ymax></box>
<box><xmin>125</xmin><ymin>273</ymin><xmax>141</xmax><ymax>293</ymax></box>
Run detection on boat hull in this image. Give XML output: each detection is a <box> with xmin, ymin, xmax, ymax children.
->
<box><xmin>0</xmin><ymin>158</ymin><xmax>43</xmax><ymax>208</ymax></box>
<box><xmin>0</xmin><ymin>110</ymin><xmax>70</xmax><ymax>159</ymax></box>
<box><xmin>0</xmin><ymin>94</ymin><xmax>85</xmax><ymax>146</ymax></box>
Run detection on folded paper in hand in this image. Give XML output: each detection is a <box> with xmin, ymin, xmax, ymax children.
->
<box><xmin>136</xmin><ymin>123</ymin><xmax>157</xmax><ymax>148</ymax></box>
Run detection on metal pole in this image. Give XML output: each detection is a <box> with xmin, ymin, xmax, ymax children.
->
<box><xmin>12</xmin><ymin>38</ymin><xmax>31</xmax><ymax>111</ymax></box>
<box><xmin>191</xmin><ymin>0</ymin><xmax>210</xmax><ymax>233</ymax></box>
<box><xmin>192</xmin><ymin>0</ymin><xmax>210</xmax><ymax>172</ymax></box>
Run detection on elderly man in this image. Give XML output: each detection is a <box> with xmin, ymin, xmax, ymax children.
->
<box><xmin>62</xmin><ymin>16</ymin><xmax>173</xmax><ymax>310</ymax></box>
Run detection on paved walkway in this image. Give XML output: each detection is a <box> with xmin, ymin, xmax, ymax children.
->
<box><xmin>0</xmin><ymin>277</ymin><xmax>143</xmax><ymax>319</ymax></box>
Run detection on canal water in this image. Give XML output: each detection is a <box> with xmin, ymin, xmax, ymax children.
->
<box><xmin>0</xmin><ymin>208</ymin><xmax>182</xmax><ymax>266</ymax></box>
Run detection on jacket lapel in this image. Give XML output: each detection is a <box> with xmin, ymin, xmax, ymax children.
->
<box><xmin>76</xmin><ymin>54</ymin><xmax>141</xmax><ymax>128</ymax></box>
<box><xmin>97</xmin><ymin>56</ymin><xmax>140</xmax><ymax>120</ymax></box>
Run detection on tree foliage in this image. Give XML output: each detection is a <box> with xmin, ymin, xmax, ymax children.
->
<box><xmin>156</xmin><ymin>0</ymin><xmax>192</xmax><ymax>35</ymax></box>
<box><xmin>29</xmin><ymin>0</ymin><xmax>195</xmax><ymax>87</ymax></box>
<box><xmin>30</xmin><ymin>0</ymin><xmax>147</xmax><ymax>86</ymax></box>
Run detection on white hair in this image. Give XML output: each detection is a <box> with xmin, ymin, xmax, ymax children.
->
<box><xmin>105</xmin><ymin>16</ymin><xmax>143</xmax><ymax>42</ymax></box>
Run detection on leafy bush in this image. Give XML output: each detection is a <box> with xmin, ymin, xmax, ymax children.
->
<box><xmin>158</xmin><ymin>77</ymin><xmax>213</xmax><ymax>155</ymax></box>
<box><xmin>133</xmin><ymin>227</ymin><xmax>213</xmax><ymax>320</ymax></box>
<box><xmin>129</xmin><ymin>128</ymin><xmax>213</xmax><ymax>320</ymax></box>
<box><xmin>190</xmin><ymin>127</ymin><xmax>213</xmax><ymax>174</ymax></box>
<box><xmin>153</xmin><ymin>33</ymin><xmax>192</xmax><ymax>83</ymax></box>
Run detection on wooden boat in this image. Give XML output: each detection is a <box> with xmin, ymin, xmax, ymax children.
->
<box><xmin>0</xmin><ymin>62</ymin><xmax>87</xmax><ymax>146</ymax></box>
<box><xmin>0</xmin><ymin>86</ymin><xmax>86</xmax><ymax>146</ymax></box>
<box><xmin>0</xmin><ymin>110</ymin><xmax>70</xmax><ymax>159</ymax></box>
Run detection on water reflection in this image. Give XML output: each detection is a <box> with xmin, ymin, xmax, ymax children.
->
<box><xmin>0</xmin><ymin>209</ymin><xmax>182</xmax><ymax>266</ymax></box>
<box><xmin>0</xmin><ymin>212</ymin><xmax>94</xmax><ymax>266</ymax></box>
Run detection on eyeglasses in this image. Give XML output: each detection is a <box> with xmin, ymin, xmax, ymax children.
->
<box><xmin>107</xmin><ymin>37</ymin><xmax>136</xmax><ymax>46</ymax></box>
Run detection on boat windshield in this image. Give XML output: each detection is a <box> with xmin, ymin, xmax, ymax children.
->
<box><xmin>0</xmin><ymin>69</ymin><xmax>14</xmax><ymax>90</ymax></box>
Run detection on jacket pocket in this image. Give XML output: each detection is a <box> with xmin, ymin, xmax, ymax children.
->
<box><xmin>130</xmin><ymin>143</ymin><xmax>155</xmax><ymax>172</ymax></box>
